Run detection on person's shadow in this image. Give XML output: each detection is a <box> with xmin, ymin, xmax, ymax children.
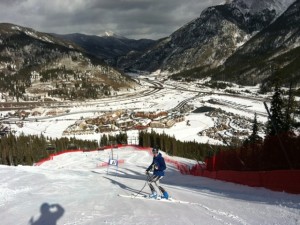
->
<box><xmin>29</xmin><ymin>203</ymin><xmax>65</xmax><ymax>225</ymax></box>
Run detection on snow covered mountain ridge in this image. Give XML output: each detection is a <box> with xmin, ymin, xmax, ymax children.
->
<box><xmin>0</xmin><ymin>23</ymin><xmax>77</xmax><ymax>49</ymax></box>
<box><xmin>102</xmin><ymin>30</ymin><xmax>126</xmax><ymax>39</ymax></box>
<box><xmin>120</xmin><ymin>0</ymin><xmax>295</xmax><ymax>72</ymax></box>
<box><xmin>227</xmin><ymin>0</ymin><xmax>295</xmax><ymax>14</ymax></box>
<box><xmin>117</xmin><ymin>0</ymin><xmax>299</xmax><ymax>86</ymax></box>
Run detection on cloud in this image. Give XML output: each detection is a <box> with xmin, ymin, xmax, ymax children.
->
<box><xmin>0</xmin><ymin>0</ymin><xmax>27</xmax><ymax>6</ymax></box>
<box><xmin>0</xmin><ymin>0</ymin><xmax>225</xmax><ymax>39</ymax></box>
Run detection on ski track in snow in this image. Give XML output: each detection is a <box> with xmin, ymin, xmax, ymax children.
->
<box><xmin>194</xmin><ymin>203</ymin><xmax>248</xmax><ymax>225</ymax></box>
<box><xmin>120</xmin><ymin>193</ymin><xmax>248</xmax><ymax>225</ymax></box>
<box><xmin>118</xmin><ymin>189</ymin><xmax>295</xmax><ymax>225</ymax></box>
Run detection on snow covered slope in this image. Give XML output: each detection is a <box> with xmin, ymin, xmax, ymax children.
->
<box><xmin>229</xmin><ymin>0</ymin><xmax>295</xmax><ymax>14</ymax></box>
<box><xmin>1</xmin><ymin>146</ymin><xmax>300</xmax><ymax>225</ymax></box>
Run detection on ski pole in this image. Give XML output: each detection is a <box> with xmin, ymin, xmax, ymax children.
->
<box><xmin>133</xmin><ymin>173</ymin><xmax>150</xmax><ymax>198</ymax></box>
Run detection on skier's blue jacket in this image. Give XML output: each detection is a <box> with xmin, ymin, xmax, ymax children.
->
<box><xmin>146</xmin><ymin>153</ymin><xmax>166</xmax><ymax>176</ymax></box>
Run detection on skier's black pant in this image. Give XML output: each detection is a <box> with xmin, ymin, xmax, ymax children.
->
<box><xmin>147</xmin><ymin>174</ymin><xmax>166</xmax><ymax>194</ymax></box>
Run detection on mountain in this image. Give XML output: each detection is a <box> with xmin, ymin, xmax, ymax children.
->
<box><xmin>228</xmin><ymin>0</ymin><xmax>295</xmax><ymax>14</ymax></box>
<box><xmin>215</xmin><ymin>0</ymin><xmax>300</xmax><ymax>86</ymax></box>
<box><xmin>172</xmin><ymin>0</ymin><xmax>300</xmax><ymax>87</ymax></box>
<box><xmin>0</xmin><ymin>23</ymin><xmax>136</xmax><ymax>102</ymax></box>
<box><xmin>121</xmin><ymin>0</ymin><xmax>295</xmax><ymax>74</ymax></box>
<box><xmin>53</xmin><ymin>33</ymin><xmax>156</xmax><ymax>67</ymax></box>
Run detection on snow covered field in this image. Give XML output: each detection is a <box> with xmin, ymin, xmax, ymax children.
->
<box><xmin>2</xmin><ymin>78</ymin><xmax>274</xmax><ymax>146</ymax></box>
<box><xmin>1</xmin><ymin>146</ymin><xmax>300</xmax><ymax>225</ymax></box>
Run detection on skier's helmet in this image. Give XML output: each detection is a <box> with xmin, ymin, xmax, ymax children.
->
<box><xmin>152</xmin><ymin>147</ymin><xmax>159</xmax><ymax>154</ymax></box>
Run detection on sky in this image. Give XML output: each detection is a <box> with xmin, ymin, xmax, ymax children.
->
<box><xmin>1</xmin><ymin>147</ymin><xmax>299</xmax><ymax>225</ymax></box>
<box><xmin>0</xmin><ymin>0</ymin><xmax>225</xmax><ymax>40</ymax></box>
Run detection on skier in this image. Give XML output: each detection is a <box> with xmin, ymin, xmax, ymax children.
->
<box><xmin>145</xmin><ymin>146</ymin><xmax>169</xmax><ymax>199</ymax></box>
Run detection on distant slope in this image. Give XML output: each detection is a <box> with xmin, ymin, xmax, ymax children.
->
<box><xmin>0</xmin><ymin>23</ymin><xmax>136</xmax><ymax>102</ymax></box>
<box><xmin>53</xmin><ymin>33</ymin><xmax>157</xmax><ymax>67</ymax></box>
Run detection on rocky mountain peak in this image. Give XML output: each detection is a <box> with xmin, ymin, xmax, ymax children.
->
<box><xmin>102</xmin><ymin>31</ymin><xmax>126</xmax><ymax>40</ymax></box>
<box><xmin>228</xmin><ymin>0</ymin><xmax>295</xmax><ymax>14</ymax></box>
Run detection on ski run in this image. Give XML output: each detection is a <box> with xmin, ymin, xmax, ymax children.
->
<box><xmin>1</xmin><ymin>146</ymin><xmax>300</xmax><ymax>225</ymax></box>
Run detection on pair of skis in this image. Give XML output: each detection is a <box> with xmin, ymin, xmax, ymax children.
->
<box><xmin>118</xmin><ymin>174</ymin><xmax>191</xmax><ymax>203</ymax></box>
<box><xmin>118</xmin><ymin>193</ymin><xmax>191</xmax><ymax>204</ymax></box>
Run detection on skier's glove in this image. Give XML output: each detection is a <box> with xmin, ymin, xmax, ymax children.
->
<box><xmin>145</xmin><ymin>170</ymin><xmax>149</xmax><ymax>175</ymax></box>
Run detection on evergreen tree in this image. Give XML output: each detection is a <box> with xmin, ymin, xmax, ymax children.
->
<box><xmin>137</xmin><ymin>130</ymin><xmax>221</xmax><ymax>161</ymax></box>
<box><xmin>267</xmin><ymin>85</ymin><xmax>285</xmax><ymax>136</ymax></box>
<box><xmin>244</xmin><ymin>113</ymin><xmax>263</xmax><ymax>145</ymax></box>
<box><xmin>284</xmin><ymin>83</ymin><xmax>297</xmax><ymax>132</ymax></box>
<box><xmin>100</xmin><ymin>134</ymin><xmax>108</xmax><ymax>147</ymax></box>
<box><xmin>0</xmin><ymin>133</ymin><xmax>98</xmax><ymax>166</ymax></box>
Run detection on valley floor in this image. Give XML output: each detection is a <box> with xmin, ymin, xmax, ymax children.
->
<box><xmin>2</xmin><ymin>77</ymin><xmax>275</xmax><ymax>146</ymax></box>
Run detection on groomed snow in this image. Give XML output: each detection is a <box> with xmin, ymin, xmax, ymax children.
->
<box><xmin>1</xmin><ymin>146</ymin><xmax>299</xmax><ymax>225</ymax></box>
